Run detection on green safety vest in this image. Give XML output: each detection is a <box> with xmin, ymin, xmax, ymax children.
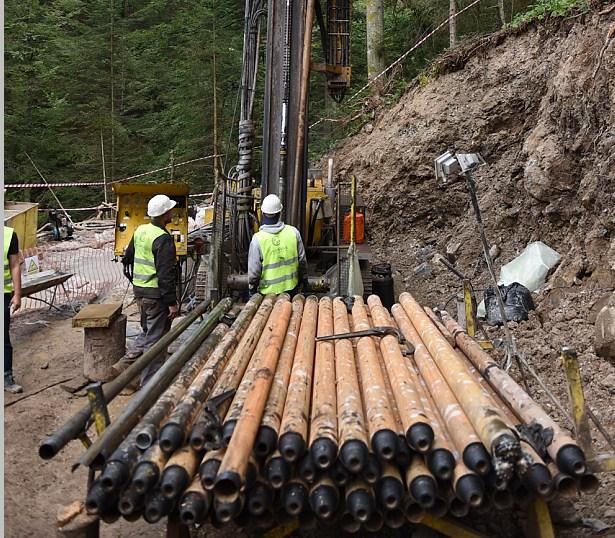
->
<box><xmin>255</xmin><ymin>225</ymin><xmax>299</xmax><ymax>294</ymax></box>
<box><xmin>132</xmin><ymin>223</ymin><xmax>167</xmax><ymax>288</ymax></box>
<box><xmin>4</xmin><ymin>226</ymin><xmax>14</xmax><ymax>293</ymax></box>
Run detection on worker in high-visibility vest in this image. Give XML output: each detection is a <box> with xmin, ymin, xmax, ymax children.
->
<box><xmin>248</xmin><ymin>194</ymin><xmax>308</xmax><ymax>296</ymax></box>
<box><xmin>4</xmin><ymin>225</ymin><xmax>23</xmax><ymax>393</ymax></box>
<box><xmin>113</xmin><ymin>195</ymin><xmax>179</xmax><ymax>389</ymax></box>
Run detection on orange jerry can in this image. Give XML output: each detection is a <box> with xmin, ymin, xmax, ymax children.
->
<box><xmin>343</xmin><ymin>212</ymin><xmax>365</xmax><ymax>244</ymax></box>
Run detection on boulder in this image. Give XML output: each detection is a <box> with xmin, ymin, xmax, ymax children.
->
<box><xmin>595</xmin><ymin>293</ymin><xmax>615</xmax><ymax>360</ymax></box>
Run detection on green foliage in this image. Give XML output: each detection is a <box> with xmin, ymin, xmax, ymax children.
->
<box><xmin>509</xmin><ymin>0</ymin><xmax>588</xmax><ymax>27</ymax></box>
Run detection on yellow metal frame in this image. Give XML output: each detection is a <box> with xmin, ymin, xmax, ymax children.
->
<box><xmin>4</xmin><ymin>201</ymin><xmax>39</xmax><ymax>250</ymax></box>
<box><xmin>463</xmin><ymin>280</ymin><xmax>493</xmax><ymax>350</ymax></box>
<box><xmin>112</xmin><ymin>183</ymin><xmax>189</xmax><ymax>257</ymax></box>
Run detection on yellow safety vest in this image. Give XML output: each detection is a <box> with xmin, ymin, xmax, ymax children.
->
<box><xmin>255</xmin><ymin>225</ymin><xmax>299</xmax><ymax>294</ymax></box>
<box><xmin>132</xmin><ymin>223</ymin><xmax>167</xmax><ymax>288</ymax></box>
<box><xmin>4</xmin><ymin>226</ymin><xmax>14</xmax><ymax>293</ymax></box>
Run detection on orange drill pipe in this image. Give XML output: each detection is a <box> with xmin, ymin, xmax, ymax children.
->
<box><xmin>440</xmin><ymin>310</ymin><xmax>586</xmax><ymax>478</ymax></box>
<box><xmin>392</xmin><ymin>303</ymin><xmax>491</xmax><ymax>477</ymax></box>
<box><xmin>547</xmin><ymin>462</ymin><xmax>576</xmax><ymax>497</ymax></box>
<box><xmin>221</xmin><ymin>309</ymin><xmax>275</xmax><ymax>444</ymax></box>
<box><xmin>199</xmin><ymin>448</ymin><xmax>225</xmax><ymax>491</ymax></box>
<box><xmin>398</xmin><ymin>293</ymin><xmax>520</xmax><ymax>482</ymax></box>
<box><xmin>452</xmin><ymin>460</ymin><xmax>484</xmax><ymax>508</ymax></box>
<box><xmin>351</xmin><ymin>297</ymin><xmax>399</xmax><ymax>461</ymax></box>
<box><xmin>159</xmin><ymin>444</ymin><xmax>202</xmax><ymax>502</ymax></box>
<box><xmin>405</xmin><ymin>454</ymin><xmax>438</xmax><ymax>510</ymax></box>
<box><xmin>179</xmin><ymin>474</ymin><xmax>212</xmax><ymax>525</ymax></box>
<box><xmin>255</xmin><ymin>295</ymin><xmax>305</xmax><ymax>458</ymax></box>
<box><xmin>332</xmin><ymin>297</ymin><xmax>369</xmax><ymax>474</ymax></box>
<box><xmin>215</xmin><ymin>297</ymin><xmax>292</xmax><ymax>498</ymax></box>
<box><xmin>423</xmin><ymin>306</ymin><xmax>456</xmax><ymax>347</ymax></box>
<box><xmin>405</xmin><ymin>356</ymin><xmax>457</xmax><ymax>482</ymax></box>
<box><xmin>190</xmin><ymin>295</ymin><xmax>277</xmax><ymax>450</ymax></box>
<box><xmin>368</xmin><ymin>295</ymin><xmax>433</xmax><ymax>453</ymax></box>
<box><xmin>375</xmin><ymin>461</ymin><xmax>404</xmax><ymax>511</ymax></box>
<box><xmin>130</xmin><ymin>442</ymin><xmax>169</xmax><ymax>496</ymax></box>
<box><xmin>309</xmin><ymin>297</ymin><xmax>339</xmax><ymax>470</ymax></box>
<box><xmin>345</xmin><ymin>478</ymin><xmax>376</xmax><ymax>523</ymax></box>
<box><xmin>278</xmin><ymin>295</ymin><xmax>319</xmax><ymax>463</ymax></box>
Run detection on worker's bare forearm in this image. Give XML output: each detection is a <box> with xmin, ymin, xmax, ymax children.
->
<box><xmin>9</xmin><ymin>254</ymin><xmax>22</xmax><ymax>297</ymax></box>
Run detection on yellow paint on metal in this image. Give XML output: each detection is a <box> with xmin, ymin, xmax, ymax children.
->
<box><xmin>561</xmin><ymin>348</ymin><xmax>594</xmax><ymax>458</ymax></box>
<box><xmin>588</xmin><ymin>454</ymin><xmax>615</xmax><ymax>473</ymax></box>
<box><xmin>86</xmin><ymin>386</ymin><xmax>110</xmax><ymax>437</ymax></box>
<box><xmin>463</xmin><ymin>280</ymin><xmax>476</xmax><ymax>338</ymax></box>
<box><xmin>263</xmin><ymin>520</ymin><xmax>299</xmax><ymax>538</ymax></box>
<box><xmin>479</xmin><ymin>340</ymin><xmax>494</xmax><ymax>350</ymax></box>
<box><xmin>3</xmin><ymin>201</ymin><xmax>39</xmax><ymax>250</ymax></box>
<box><xmin>527</xmin><ymin>497</ymin><xmax>555</xmax><ymax>538</ymax></box>
<box><xmin>421</xmin><ymin>514</ymin><xmax>487</xmax><ymax>538</ymax></box>
<box><xmin>112</xmin><ymin>183</ymin><xmax>189</xmax><ymax>257</ymax></box>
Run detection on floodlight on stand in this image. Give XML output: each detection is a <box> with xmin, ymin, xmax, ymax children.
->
<box><xmin>434</xmin><ymin>151</ymin><xmax>486</xmax><ymax>185</ymax></box>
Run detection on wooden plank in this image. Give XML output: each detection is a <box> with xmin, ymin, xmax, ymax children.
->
<box><xmin>73</xmin><ymin>303</ymin><xmax>122</xmax><ymax>328</ymax></box>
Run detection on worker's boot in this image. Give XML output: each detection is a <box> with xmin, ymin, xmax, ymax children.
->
<box><xmin>110</xmin><ymin>350</ymin><xmax>142</xmax><ymax>378</ymax></box>
<box><xmin>4</xmin><ymin>372</ymin><xmax>23</xmax><ymax>394</ymax></box>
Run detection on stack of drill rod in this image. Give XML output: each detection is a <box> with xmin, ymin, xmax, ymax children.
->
<box><xmin>83</xmin><ymin>292</ymin><xmax>597</xmax><ymax>532</ymax></box>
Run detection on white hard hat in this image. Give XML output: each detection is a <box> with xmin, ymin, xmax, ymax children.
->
<box><xmin>147</xmin><ymin>194</ymin><xmax>177</xmax><ymax>217</ymax></box>
<box><xmin>261</xmin><ymin>194</ymin><xmax>283</xmax><ymax>215</ymax></box>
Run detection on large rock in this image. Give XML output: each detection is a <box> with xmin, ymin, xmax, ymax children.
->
<box><xmin>595</xmin><ymin>293</ymin><xmax>615</xmax><ymax>360</ymax></box>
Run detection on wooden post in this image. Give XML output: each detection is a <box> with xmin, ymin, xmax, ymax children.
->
<box><xmin>73</xmin><ymin>304</ymin><xmax>126</xmax><ymax>382</ymax></box>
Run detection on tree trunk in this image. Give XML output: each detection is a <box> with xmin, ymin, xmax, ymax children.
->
<box><xmin>449</xmin><ymin>0</ymin><xmax>457</xmax><ymax>48</ymax></box>
<box><xmin>498</xmin><ymin>0</ymin><xmax>506</xmax><ymax>25</ymax></box>
<box><xmin>366</xmin><ymin>0</ymin><xmax>385</xmax><ymax>83</ymax></box>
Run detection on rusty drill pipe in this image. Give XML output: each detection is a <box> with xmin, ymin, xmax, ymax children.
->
<box><xmin>76</xmin><ymin>298</ymin><xmax>234</xmax><ymax>470</ymax></box>
<box><xmin>424</xmin><ymin>306</ymin><xmax>456</xmax><ymax>347</ymax></box>
<box><xmin>340</xmin><ymin>511</ymin><xmax>361</xmax><ymax>533</ymax></box>
<box><xmin>199</xmin><ymin>448</ymin><xmax>225</xmax><ymax>490</ymax></box>
<box><xmin>453</xmin><ymin>461</ymin><xmax>484</xmax><ymax>507</ymax></box>
<box><xmin>440</xmin><ymin>310</ymin><xmax>586</xmax><ymax>478</ymax></box>
<box><xmin>159</xmin><ymin>445</ymin><xmax>202</xmax><ymax>501</ymax></box>
<box><xmin>143</xmin><ymin>488</ymin><xmax>176</xmax><ymax>524</ymax></box>
<box><xmin>134</xmin><ymin>312</ymin><xmax>237</xmax><ymax>450</ymax></box>
<box><xmin>282</xmin><ymin>479</ymin><xmax>309</xmax><ymax>515</ymax></box>
<box><xmin>392</xmin><ymin>303</ymin><xmax>492</xmax><ymax>477</ymax></box>
<box><xmin>154</xmin><ymin>299</ymin><xmax>260</xmax><ymax>453</ymax></box>
<box><xmin>518</xmin><ymin>444</ymin><xmax>553</xmax><ymax>497</ymax></box>
<box><xmin>130</xmin><ymin>442</ymin><xmax>169</xmax><ymax>495</ymax></box>
<box><xmin>351</xmin><ymin>297</ymin><xmax>399</xmax><ymax>461</ymax></box>
<box><xmin>364</xmin><ymin>509</ymin><xmax>384</xmax><ymax>532</ymax></box>
<box><xmin>118</xmin><ymin>485</ymin><xmax>145</xmax><ymax>517</ymax></box>
<box><xmin>278</xmin><ymin>295</ymin><xmax>319</xmax><ymax>463</ymax></box>
<box><xmin>190</xmin><ymin>295</ymin><xmax>277</xmax><ymax>450</ymax></box>
<box><xmin>406</xmin><ymin>455</ymin><xmax>437</xmax><ymax>509</ymax></box>
<box><xmin>332</xmin><ymin>297</ymin><xmax>369</xmax><ymax>474</ymax></box>
<box><xmin>362</xmin><ymin>452</ymin><xmax>382</xmax><ymax>484</ymax></box>
<box><xmin>309</xmin><ymin>297</ymin><xmax>339</xmax><ymax>470</ymax></box>
<box><xmin>221</xmin><ymin>317</ymin><xmax>273</xmax><ymax>444</ymax></box>
<box><xmin>578</xmin><ymin>472</ymin><xmax>600</xmax><ymax>494</ymax></box>
<box><xmin>256</xmin><ymin>295</ymin><xmax>305</xmax><ymax>458</ymax></box>
<box><xmin>298</xmin><ymin>452</ymin><xmax>317</xmax><ymax>483</ymax></box>
<box><xmin>179</xmin><ymin>474</ymin><xmax>212</xmax><ymax>525</ymax></box>
<box><xmin>136</xmin><ymin>321</ymin><xmax>228</xmax><ymax>453</ymax></box>
<box><xmin>265</xmin><ymin>450</ymin><xmax>290</xmax><ymax>489</ymax></box>
<box><xmin>490</xmin><ymin>485</ymin><xmax>514</xmax><ymax>510</ymax></box>
<box><xmin>405</xmin><ymin>356</ymin><xmax>457</xmax><ymax>481</ymax></box>
<box><xmin>376</xmin><ymin>461</ymin><xmax>404</xmax><ymax>510</ymax></box>
<box><xmin>345</xmin><ymin>478</ymin><xmax>375</xmax><ymax>523</ymax></box>
<box><xmin>214</xmin><ymin>492</ymin><xmax>244</xmax><ymax>523</ymax></box>
<box><xmin>399</xmin><ymin>292</ymin><xmax>520</xmax><ymax>482</ymax></box>
<box><xmin>99</xmin><ymin>429</ymin><xmax>140</xmax><ymax>494</ymax></box>
<box><xmin>396</xmin><ymin>436</ymin><xmax>412</xmax><ymax>470</ymax></box>
<box><xmin>309</xmin><ymin>475</ymin><xmax>339</xmax><ymax>521</ymax></box>
<box><xmin>85</xmin><ymin>479</ymin><xmax>115</xmax><ymax>516</ymax></box>
<box><xmin>332</xmin><ymin>458</ymin><xmax>350</xmax><ymax>487</ymax></box>
<box><xmin>215</xmin><ymin>297</ymin><xmax>293</xmax><ymax>497</ymax></box>
<box><xmin>368</xmin><ymin>295</ymin><xmax>433</xmax><ymax>453</ymax></box>
<box><xmin>247</xmin><ymin>479</ymin><xmax>274</xmax><ymax>516</ymax></box>
<box><xmin>39</xmin><ymin>299</ymin><xmax>212</xmax><ymax>460</ymax></box>
<box><xmin>384</xmin><ymin>507</ymin><xmax>406</xmax><ymax>529</ymax></box>
<box><xmin>547</xmin><ymin>462</ymin><xmax>576</xmax><ymax>497</ymax></box>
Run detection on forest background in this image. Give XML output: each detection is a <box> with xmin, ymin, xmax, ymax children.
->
<box><xmin>5</xmin><ymin>0</ymin><xmax>566</xmax><ymax>212</ymax></box>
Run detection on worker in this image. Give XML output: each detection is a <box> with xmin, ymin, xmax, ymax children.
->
<box><xmin>4</xmin><ymin>225</ymin><xmax>23</xmax><ymax>393</ymax></box>
<box><xmin>113</xmin><ymin>194</ymin><xmax>179</xmax><ymax>388</ymax></box>
<box><xmin>248</xmin><ymin>194</ymin><xmax>308</xmax><ymax>296</ymax></box>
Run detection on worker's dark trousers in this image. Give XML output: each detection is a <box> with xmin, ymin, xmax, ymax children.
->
<box><xmin>4</xmin><ymin>294</ymin><xmax>13</xmax><ymax>375</ymax></box>
<box><xmin>134</xmin><ymin>297</ymin><xmax>172</xmax><ymax>388</ymax></box>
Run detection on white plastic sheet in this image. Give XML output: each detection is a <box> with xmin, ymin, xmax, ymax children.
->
<box><xmin>477</xmin><ymin>241</ymin><xmax>561</xmax><ymax>317</ymax></box>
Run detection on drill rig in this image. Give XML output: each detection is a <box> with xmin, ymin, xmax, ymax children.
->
<box><xmin>207</xmin><ymin>0</ymin><xmax>372</xmax><ymax>300</ymax></box>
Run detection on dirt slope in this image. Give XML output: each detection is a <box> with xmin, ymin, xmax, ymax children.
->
<box><xmin>326</xmin><ymin>8</ymin><xmax>615</xmax><ymax>535</ymax></box>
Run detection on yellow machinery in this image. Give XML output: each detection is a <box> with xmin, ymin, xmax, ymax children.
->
<box><xmin>3</xmin><ymin>201</ymin><xmax>38</xmax><ymax>250</ymax></box>
<box><xmin>112</xmin><ymin>183</ymin><xmax>189</xmax><ymax>257</ymax></box>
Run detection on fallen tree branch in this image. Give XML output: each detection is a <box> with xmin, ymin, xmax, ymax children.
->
<box><xmin>4</xmin><ymin>377</ymin><xmax>75</xmax><ymax>408</ymax></box>
<box><xmin>592</xmin><ymin>22</ymin><xmax>615</xmax><ymax>78</ymax></box>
